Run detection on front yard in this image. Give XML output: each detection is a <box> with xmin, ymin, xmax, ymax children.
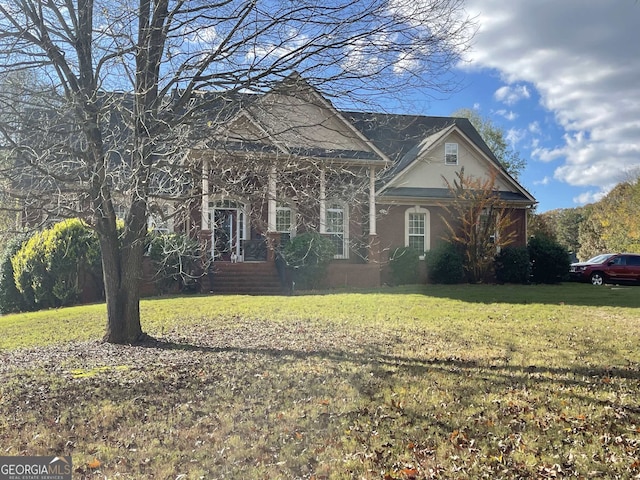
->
<box><xmin>1</xmin><ymin>284</ymin><xmax>639</xmax><ymax>479</ymax></box>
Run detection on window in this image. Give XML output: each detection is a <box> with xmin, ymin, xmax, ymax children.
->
<box><xmin>326</xmin><ymin>202</ymin><xmax>348</xmax><ymax>259</ymax></box>
<box><xmin>148</xmin><ymin>204</ymin><xmax>173</xmax><ymax>233</ymax></box>
<box><xmin>612</xmin><ymin>256</ymin><xmax>626</xmax><ymax>266</ymax></box>
<box><xmin>275</xmin><ymin>203</ymin><xmax>294</xmax><ymax>234</ymax></box>
<box><xmin>445</xmin><ymin>143</ymin><xmax>458</xmax><ymax>165</ymax></box>
<box><xmin>408</xmin><ymin>213</ymin><xmax>426</xmax><ymax>252</ymax></box>
<box><xmin>626</xmin><ymin>255</ymin><xmax>640</xmax><ymax>266</ymax></box>
<box><xmin>405</xmin><ymin>207</ymin><xmax>430</xmax><ymax>257</ymax></box>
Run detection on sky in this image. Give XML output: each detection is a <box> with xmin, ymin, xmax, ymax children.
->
<box><xmin>411</xmin><ymin>0</ymin><xmax>640</xmax><ymax>213</ymax></box>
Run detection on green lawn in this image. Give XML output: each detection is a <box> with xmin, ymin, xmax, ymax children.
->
<box><xmin>1</xmin><ymin>283</ymin><xmax>639</xmax><ymax>479</ymax></box>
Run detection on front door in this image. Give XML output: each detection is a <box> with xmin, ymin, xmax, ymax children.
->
<box><xmin>213</xmin><ymin>209</ymin><xmax>235</xmax><ymax>261</ymax></box>
<box><xmin>212</xmin><ymin>202</ymin><xmax>245</xmax><ymax>261</ymax></box>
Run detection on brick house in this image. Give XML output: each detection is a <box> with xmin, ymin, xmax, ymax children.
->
<box><xmin>168</xmin><ymin>74</ymin><xmax>536</xmax><ymax>292</ymax></box>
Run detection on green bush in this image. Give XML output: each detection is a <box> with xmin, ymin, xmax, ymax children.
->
<box><xmin>389</xmin><ymin>246</ymin><xmax>421</xmax><ymax>285</ymax></box>
<box><xmin>47</xmin><ymin>219</ymin><xmax>102</xmax><ymax>305</ymax></box>
<box><xmin>425</xmin><ymin>241</ymin><xmax>464</xmax><ymax>284</ymax></box>
<box><xmin>12</xmin><ymin>229</ymin><xmax>54</xmax><ymax>308</ymax></box>
<box><xmin>528</xmin><ymin>235</ymin><xmax>570</xmax><ymax>284</ymax></box>
<box><xmin>11</xmin><ymin>219</ymin><xmax>102</xmax><ymax>309</ymax></box>
<box><xmin>0</xmin><ymin>236</ymin><xmax>32</xmax><ymax>313</ymax></box>
<box><xmin>495</xmin><ymin>246</ymin><xmax>530</xmax><ymax>284</ymax></box>
<box><xmin>148</xmin><ymin>233</ymin><xmax>204</xmax><ymax>293</ymax></box>
<box><xmin>283</xmin><ymin>232</ymin><xmax>335</xmax><ymax>290</ymax></box>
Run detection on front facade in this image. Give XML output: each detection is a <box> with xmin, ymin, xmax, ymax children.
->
<box><xmin>167</xmin><ymin>75</ymin><xmax>536</xmax><ymax>290</ymax></box>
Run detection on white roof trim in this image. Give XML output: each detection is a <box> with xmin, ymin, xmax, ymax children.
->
<box><xmin>378</xmin><ymin>123</ymin><xmax>535</xmax><ymax>204</ymax></box>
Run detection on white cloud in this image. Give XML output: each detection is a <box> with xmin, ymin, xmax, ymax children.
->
<box><xmin>182</xmin><ymin>25</ymin><xmax>219</xmax><ymax>46</ymax></box>
<box><xmin>506</xmin><ymin>127</ymin><xmax>525</xmax><ymax>146</ymax></box>
<box><xmin>342</xmin><ymin>33</ymin><xmax>392</xmax><ymax>76</ymax></box>
<box><xmin>573</xmin><ymin>190</ymin><xmax>607</xmax><ymax>206</ymax></box>
<box><xmin>246</xmin><ymin>28</ymin><xmax>310</xmax><ymax>66</ymax></box>
<box><xmin>534</xmin><ymin>176</ymin><xmax>551</xmax><ymax>186</ymax></box>
<box><xmin>494</xmin><ymin>84</ymin><xmax>530</xmax><ymax>105</ymax></box>
<box><xmin>528</xmin><ymin>121</ymin><xmax>541</xmax><ymax>135</ymax></box>
<box><xmin>495</xmin><ymin>109</ymin><xmax>517</xmax><ymax>121</ymax></box>
<box><xmin>393</xmin><ymin>51</ymin><xmax>421</xmax><ymax>75</ymax></box>
<box><xmin>462</xmin><ymin>0</ymin><xmax>640</xmax><ymax>194</ymax></box>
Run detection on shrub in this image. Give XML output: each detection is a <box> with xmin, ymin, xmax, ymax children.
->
<box><xmin>46</xmin><ymin>219</ymin><xmax>102</xmax><ymax>305</ymax></box>
<box><xmin>148</xmin><ymin>233</ymin><xmax>204</xmax><ymax>293</ymax></box>
<box><xmin>425</xmin><ymin>241</ymin><xmax>464</xmax><ymax>284</ymax></box>
<box><xmin>0</xmin><ymin>236</ymin><xmax>32</xmax><ymax>313</ymax></box>
<box><xmin>389</xmin><ymin>247</ymin><xmax>421</xmax><ymax>285</ymax></box>
<box><xmin>528</xmin><ymin>235</ymin><xmax>570</xmax><ymax>284</ymax></box>
<box><xmin>283</xmin><ymin>232</ymin><xmax>335</xmax><ymax>290</ymax></box>
<box><xmin>11</xmin><ymin>219</ymin><xmax>102</xmax><ymax>309</ymax></box>
<box><xmin>495</xmin><ymin>246</ymin><xmax>530</xmax><ymax>284</ymax></box>
<box><xmin>12</xmin><ymin>229</ymin><xmax>54</xmax><ymax>308</ymax></box>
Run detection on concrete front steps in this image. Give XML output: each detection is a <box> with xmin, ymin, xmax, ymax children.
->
<box><xmin>202</xmin><ymin>261</ymin><xmax>284</xmax><ymax>295</ymax></box>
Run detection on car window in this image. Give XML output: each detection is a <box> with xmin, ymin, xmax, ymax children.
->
<box><xmin>588</xmin><ymin>254</ymin><xmax>615</xmax><ymax>263</ymax></box>
<box><xmin>625</xmin><ymin>255</ymin><xmax>640</xmax><ymax>266</ymax></box>
<box><xmin>611</xmin><ymin>256</ymin><xmax>626</xmax><ymax>265</ymax></box>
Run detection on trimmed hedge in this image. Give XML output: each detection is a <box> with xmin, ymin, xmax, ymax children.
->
<box><xmin>0</xmin><ymin>236</ymin><xmax>31</xmax><ymax>313</ymax></box>
<box><xmin>495</xmin><ymin>246</ymin><xmax>530</xmax><ymax>284</ymax></box>
<box><xmin>283</xmin><ymin>232</ymin><xmax>335</xmax><ymax>290</ymax></box>
<box><xmin>389</xmin><ymin>246</ymin><xmax>421</xmax><ymax>285</ymax></box>
<box><xmin>10</xmin><ymin>219</ymin><xmax>102</xmax><ymax>309</ymax></box>
<box><xmin>528</xmin><ymin>235</ymin><xmax>570</xmax><ymax>284</ymax></box>
<box><xmin>148</xmin><ymin>232</ymin><xmax>204</xmax><ymax>293</ymax></box>
<box><xmin>425</xmin><ymin>242</ymin><xmax>464</xmax><ymax>284</ymax></box>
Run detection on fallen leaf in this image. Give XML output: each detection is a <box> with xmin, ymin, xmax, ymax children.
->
<box><xmin>401</xmin><ymin>467</ymin><xmax>418</xmax><ymax>478</ymax></box>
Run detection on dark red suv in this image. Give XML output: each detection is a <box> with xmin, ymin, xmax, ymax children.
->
<box><xmin>569</xmin><ymin>253</ymin><xmax>640</xmax><ymax>285</ymax></box>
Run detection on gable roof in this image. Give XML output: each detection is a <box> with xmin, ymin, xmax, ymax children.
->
<box><xmin>345</xmin><ymin>111</ymin><xmax>536</xmax><ymax>205</ymax></box>
<box><xmin>199</xmin><ymin>73</ymin><xmax>390</xmax><ymax>165</ymax></box>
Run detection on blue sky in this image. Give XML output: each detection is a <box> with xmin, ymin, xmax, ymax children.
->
<box><xmin>398</xmin><ymin>0</ymin><xmax>640</xmax><ymax>213</ymax></box>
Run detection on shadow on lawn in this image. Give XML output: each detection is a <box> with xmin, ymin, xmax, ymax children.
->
<box><xmin>364</xmin><ymin>282</ymin><xmax>640</xmax><ymax>308</ymax></box>
<box><xmin>138</xmin><ymin>335</ymin><xmax>640</xmax><ymax>417</ymax></box>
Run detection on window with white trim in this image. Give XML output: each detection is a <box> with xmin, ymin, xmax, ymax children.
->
<box><xmin>445</xmin><ymin>143</ymin><xmax>458</xmax><ymax>165</ymax></box>
<box><xmin>326</xmin><ymin>202</ymin><xmax>349</xmax><ymax>259</ymax></box>
<box><xmin>479</xmin><ymin>207</ymin><xmax>500</xmax><ymax>251</ymax></box>
<box><xmin>275</xmin><ymin>202</ymin><xmax>295</xmax><ymax>235</ymax></box>
<box><xmin>405</xmin><ymin>207</ymin><xmax>430</xmax><ymax>257</ymax></box>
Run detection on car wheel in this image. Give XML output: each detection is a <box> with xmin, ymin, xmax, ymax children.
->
<box><xmin>590</xmin><ymin>272</ymin><xmax>605</xmax><ymax>286</ymax></box>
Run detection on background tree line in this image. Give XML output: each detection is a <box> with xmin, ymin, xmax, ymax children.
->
<box><xmin>530</xmin><ymin>177</ymin><xmax>640</xmax><ymax>261</ymax></box>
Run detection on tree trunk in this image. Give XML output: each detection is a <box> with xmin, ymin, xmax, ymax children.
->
<box><xmin>100</xmin><ymin>227</ymin><xmax>144</xmax><ymax>344</ymax></box>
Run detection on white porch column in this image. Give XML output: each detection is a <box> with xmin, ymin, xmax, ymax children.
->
<box><xmin>319</xmin><ymin>165</ymin><xmax>326</xmax><ymax>234</ymax></box>
<box><xmin>369</xmin><ymin>166</ymin><xmax>377</xmax><ymax>235</ymax></box>
<box><xmin>268</xmin><ymin>164</ymin><xmax>277</xmax><ymax>232</ymax></box>
<box><xmin>201</xmin><ymin>157</ymin><xmax>209</xmax><ymax>229</ymax></box>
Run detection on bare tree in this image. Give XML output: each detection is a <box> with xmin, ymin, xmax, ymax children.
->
<box><xmin>0</xmin><ymin>0</ymin><xmax>474</xmax><ymax>343</ymax></box>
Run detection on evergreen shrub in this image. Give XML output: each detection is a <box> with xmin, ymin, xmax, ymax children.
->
<box><xmin>528</xmin><ymin>235</ymin><xmax>570</xmax><ymax>284</ymax></box>
<box><xmin>389</xmin><ymin>246</ymin><xmax>421</xmax><ymax>285</ymax></box>
<box><xmin>425</xmin><ymin>241</ymin><xmax>464</xmax><ymax>284</ymax></box>
<box><xmin>495</xmin><ymin>246</ymin><xmax>530</xmax><ymax>284</ymax></box>
<box><xmin>283</xmin><ymin>232</ymin><xmax>335</xmax><ymax>290</ymax></box>
<box><xmin>0</xmin><ymin>236</ymin><xmax>31</xmax><ymax>313</ymax></box>
<box><xmin>11</xmin><ymin>219</ymin><xmax>102</xmax><ymax>309</ymax></box>
<box><xmin>148</xmin><ymin>232</ymin><xmax>203</xmax><ymax>293</ymax></box>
